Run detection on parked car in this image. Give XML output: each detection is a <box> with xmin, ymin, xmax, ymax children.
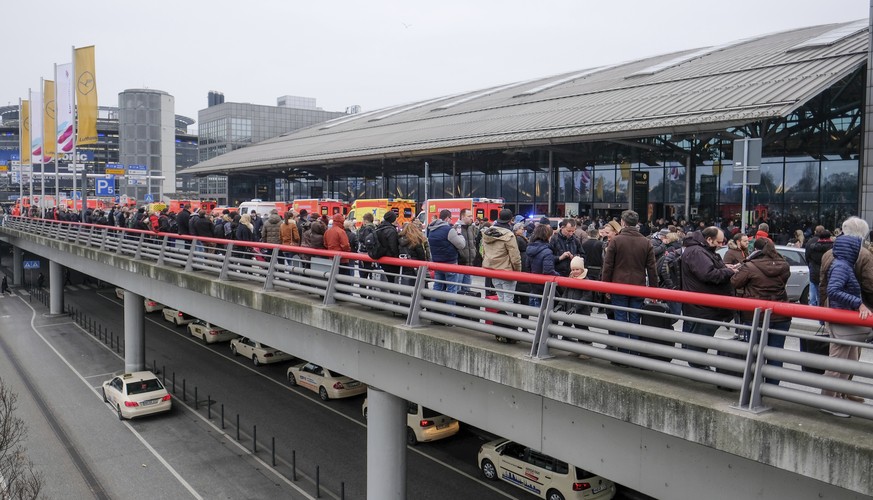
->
<box><xmin>230</xmin><ymin>336</ymin><xmax>294</xmax><ymax>366</ymax></box>
<box><xmin>478</xmin><ymin>439</ymin><xmax>616</xmax><ymax>500</ymax></box>
<box><xmin>287</xmin><ymin>361</ymin><xmax>367</xmax><ymax>401</ymax></box>
<box><xmin>115</xmin><ymin>288</ymin><xmax>165</xmax><ymax>312</ymax></box>
<box><xmin>187</xmin><ymin>319</ymin><xmax>239</xmax><ymax>344</ymax></box>
<box><xmin>101</xmin><ymin>371</ymin><xmax>172</xmax><ymax>420</ymax></box>
<box><xmin>162</xmin><ymin>307</ymin><xmax>195</xmax><ymax>326</ymax></box>
<box><xmin>716</xmin><ymin>244</ymin><xmax>809</xmax><ymax>303</ymax></box>
<box><xmin>362</xmin><ymin>398</ymin><xmax>460</xmax><ymax>445</ymax></box>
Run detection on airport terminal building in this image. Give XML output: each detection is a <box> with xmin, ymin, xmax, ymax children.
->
<box><xmin>186</xmin><ymin>19</ymin><xmax>873</xmax><ymax>234</ymax></box>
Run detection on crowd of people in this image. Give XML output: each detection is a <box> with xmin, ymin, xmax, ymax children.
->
<box><xmin>5</xmin><ymin>202</ymin><xmax>873</xmax><ymax>416</ymax></box>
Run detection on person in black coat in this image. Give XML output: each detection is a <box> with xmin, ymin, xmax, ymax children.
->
<box><xmin>804</xmin><ymin>227</ymin><xmax>833</xmax><ymax>307</ymax></box>
<box><xmin>375</xmin><ymin>211</ymin><xmax>401</xmax><ymax>282</ymax></box>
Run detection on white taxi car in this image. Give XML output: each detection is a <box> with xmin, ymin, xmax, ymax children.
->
<box><xmin>363</xmin><ymin>398</ymin><xmax>460</xmax><ymax>445</ymax></box>
<box><xmin>188</xmin><ymin>319</ymin><xmax>239</xmax><ymax>344</ymax></box>
<box><xmin>101</xmin><ymin>371</ymin><xmax>172</xmax><ymax>420</ymax></box>
<box><xmin>162</xmin><ymin>307</ymin><xmax>195</xmax><ymax>326</ymax></box>
<box><xmin>287</xmin><ymin>361</ymin><xmax>367</xmax><ymax>401</ymax></box>
<box><xmin>230</xmin><ymin>336</ymin><xmax>294</xmax><ymax>366</ymax></box>
<box><xmin>114</xmin><ymin>288</ymin><xmax>165</xmax><ymax>312</ymax></box>
<box><xmin>478</xmin><ymin>439</ymin><xmax>616</xmax><ymax>500</ymax></box>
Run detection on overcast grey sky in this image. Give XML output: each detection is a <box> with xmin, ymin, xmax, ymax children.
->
<box><xmin>3</xmin><ymin>0</ymin><xmax>869</xmax><ymax>131</ymax></box>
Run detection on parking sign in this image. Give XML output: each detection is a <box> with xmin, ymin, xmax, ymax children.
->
<box><xmin>96</xmin><ymin>178</ymin><xmax>115</xmax><ymax>196</ymax></box>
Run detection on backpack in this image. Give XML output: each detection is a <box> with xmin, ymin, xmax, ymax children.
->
<box><xmin>366</xmin><ymin>226</ymin><xmax>386</xmax><ymax>260</ymax></box>
<box><xmin>358</xmin><ymin>224</ymin><xmax>375</xmax><ymax>252</ymax></box>
<box><xmin>657</xmin><ymin>247</ymin><xmax>683</xmax><ymax>290</ymax></box>
<box><xmin>213</xmin><ymin>219</ymin><xmax>225</xmax><ymax>238</ymax></box>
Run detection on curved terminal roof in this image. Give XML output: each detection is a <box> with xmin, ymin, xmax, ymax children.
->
<box><xmin>186</xmin><ymin>20</ymin><xmax>869</xmax><ymax>175</ymax></box>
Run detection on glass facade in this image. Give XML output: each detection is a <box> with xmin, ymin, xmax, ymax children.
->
<box><xmin>249</xmin><ymin>67</ymin><xmax>865</xmax><ymax>235</ymax></box>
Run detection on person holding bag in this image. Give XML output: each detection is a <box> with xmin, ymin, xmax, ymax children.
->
<box><xmin>820</xmin><ymin>227</ymin><xmax>872</xmax><ymax>415</ymax></box>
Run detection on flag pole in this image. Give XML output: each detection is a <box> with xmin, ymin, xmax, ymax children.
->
<box><xmin>53</xmin><ymin>63</ymin><xmax>59</xmax><ymax>209</ymax></box>
<box><xmin>28</xmin><ymin>88</ymin><xmax>33</xmax><ymax>209</ymax></box>
<box><xmin>40</xmin><ymin>78</ymin><xmax>45</xmax><ymax>213</ymax></box>
<box><xmin>18</xmin><ymin>98</ymin><xmax>23</xmax><ymax>206</ymax></box>
<box><xmin>71</xmin><ymin>46</ymin><xmax>78</xmax><ymax>217</ymax></box>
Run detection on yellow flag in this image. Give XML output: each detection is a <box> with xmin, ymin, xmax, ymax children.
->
<box><xmin>74</xmin><ymin>46</ymin><xmax>98</xmax><ymax>145</ymax></box>
<box><xmin>43</xmin><ymin>80</ymin><xmax>56</xmax><ymax>160</ymax></box>
<box><xmin>20</xmin><ymin>100</ymin><xmax>31</xmax><ymax>165</ymax></box>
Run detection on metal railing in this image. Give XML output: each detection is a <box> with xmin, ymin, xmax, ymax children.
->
<box><xmin>4</xmin><ymin>215</ymin><xmax>873</xmax><ymax>420</ymax></box>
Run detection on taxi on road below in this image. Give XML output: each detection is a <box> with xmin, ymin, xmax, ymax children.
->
<box><xmin>287</xmin><ymin>361</ymin><xmax>367</xmax><ymax>401</ymax></box>
<box><xmin>188</xmin><ymin>319</ymin><xmax>239</xmax><ymax>344</ymax></box>
<box><xmin>363</xmin><ymin>398</ymin><xmax>460</xmax><ymax>445</ymax></box>
<box><xmin>162</xmin><ymin>307</ymin><xmax>195</xmax><ymax>326</ymax></box>
<box><xmin>230</xmin><ymin>336</ymin><xmax>294</xmax><ymax>366</ymax></box>
<box><xmin>478</xmin><ymin>439</ymin><xmax>616</xmax><ymax>500</ymax></box>
<box><xmin>101</xmin><ymin>371</ymin><xmax>172</xmax><ymax>420</ymax></box>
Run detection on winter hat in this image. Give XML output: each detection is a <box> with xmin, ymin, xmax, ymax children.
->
<box><xmin>570</xmin><ymin>256</ymin><xmax>588</xmax><ymax>279</ymax></box>
<box><xmin>332</xmin><ymin>213</ymin><xmax>345</xmax><ymax>224</ymax></box>
<box><xmin>539</xmin><ymin>216</ymin><xmax>551</xmax><ymax>226</ymax></box>
<box><xmin>384</xmin><ymin>211</ymin><xmax>398</xmax><ymax>223</ymax></box>
<box><xmin>498</xmin><ymin>209</ymin><xmax>513</xmax><ymax>223</ymax></box>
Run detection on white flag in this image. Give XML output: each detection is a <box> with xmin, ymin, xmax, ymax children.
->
<box><xmin>30</xmin><ymin>91</ymin><xmax>42</xmax><ymax>161</ymax></box>
<box><xmin>56</xmin><ymin>63</ymin><xmax>74</xmax><ymax>153</ymax></box>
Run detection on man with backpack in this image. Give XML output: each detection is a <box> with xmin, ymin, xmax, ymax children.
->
<box><xmin>357</xmin><ymin>212</ymin><xmax>377</xmax><ymax>282</ymax></box>
<box><xmin>427</xmin><ymin>209</ymin><xmax>466</xmax><ymax>300</ymax></box>
<box><xmin>370</xmin><ymin>211</ymin><xmax>400</xmax><ymax>282</ymax></box>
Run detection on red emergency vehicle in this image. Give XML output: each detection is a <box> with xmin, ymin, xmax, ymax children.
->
<box><xmin>348</xmin><ymin>198</ymin><xmax>416</xmax><ymax>227</ymax></box>
<box><xmin>291</xmin><ymin>199</ymin><xmax>349</xmax><ymax>217</ymax></box>
<box><xmin>422</xmin><ymin>198</ymin><xmax>504</xmax><ymax>224</ymax></box>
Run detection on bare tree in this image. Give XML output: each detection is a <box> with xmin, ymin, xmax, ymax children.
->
<box><xmin>0</xmin><ymin>379</ymin><xmax>43</xmax><ymax>499</ymax></box>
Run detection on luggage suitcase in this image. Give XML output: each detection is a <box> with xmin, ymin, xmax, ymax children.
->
<box><xmin>485</xmin><ymin>295</ymin><xmax>516</xmax><ymax>343</ymax></box>
<box><xmin>639</xmin><ymin>300</ymin><xmax>675</xmax><ymax>362</ymax></box>
<box><xmin>799</xmin><ymin>328</ymin><xmax>830</xmax><ymax>375</ymax></box>
<box><xmin>715</xmin><ymin>333</ymin><xmax>748</xmax><ymax>378</ymax></box>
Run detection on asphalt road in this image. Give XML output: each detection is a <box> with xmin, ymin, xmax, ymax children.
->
<box><xmin>0</xmin><ymin>266</ymin><xmax>656</xmax><ymax>500</ymax></box>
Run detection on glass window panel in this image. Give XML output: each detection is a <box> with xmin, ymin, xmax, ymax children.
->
<box><xmin>821</xmin><ymin>159</ymin><xmax>858</xmax><ymax>205</ymax></box>
<box><xmin>783</xmin><ymin>161</ymin><xmax>819</xmax><ymax>206</ymax></box>
<box><xmin>486</xmin><ymin>172</ymin><xmax>501</xmax><ymax>198</ymax></box>
<box><xmin>593</xmin><ymin>167</ymin><xmax>615</xmax><ymax>203</ymax></box>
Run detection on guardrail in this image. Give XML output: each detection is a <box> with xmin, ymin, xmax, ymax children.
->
<box><xmin>3</xmin><ymin>215</ymin><xmax>873</xmax><ymax>420</ymax></box>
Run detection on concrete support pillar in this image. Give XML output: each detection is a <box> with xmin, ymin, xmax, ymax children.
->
<box><xmin>123</xmin><ymin>290</ymin><xmax>145</xmax><ymax>373</ymax></box>
<box><xmin>12</xmin><ymin>246</ymin><xmax>22</xmax><ymax>286</ymax></box>
<box><xmin>366</xmin><ymin>387</ymin><xmax>407</xmax><ymax>500</ymax></box>
<box><xmin>49</xmin><ymin>260</ymin><xmax>63</xmax><ymax>315</ymax></box>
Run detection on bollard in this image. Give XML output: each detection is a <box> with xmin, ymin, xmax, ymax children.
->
<box><xmin>162</xmin><ymin>366</ymin><xmax>166</xmax><ymax>385</ymax></box>
<box><xmin>236</xmin><ymin>414</ymin><xmax>240</xmax><ymax>441</ymax></box>
<box><xmin>253</xmin><ymin>425</ymin><xmax>257</xmax><ymax>453</ymax></box>
<box><xmin>153</xmin><ymin>359</ymin><xmax>157</xmax><ymax>374</ymax></box>
<box><xmin>172</xmin><ymin>372</ymin><xmax>176</xmax><ymax>394</ymax></box>
<box><xmin>116</xmin><ymin>335</ymin><xmax>121</xmax><ymax>354</ymax></box>
<box><xmin>110</xmin><ymin>334</ymin><xmax>113</xmax><ymax>350</ymax></box>
<box><xmin>272</xmin><ymin>437</ymin><xmax>276</xmax><ymax>466</ymax></box>
<box><xmin>183</xmin><ymin>379</ymin><xmax>187</xmax><ymax>402</ymax></box>
<box><xmin>195</xmin><ymin>387</ymin><xmax>199</xmax><ymax>410</ymax></box>
<box><xmin>207</xmin><ymin>395</ymin><xmax>211</xmax><ymax>419</ymax></box>
<box><xmin>292</xmin><ymin>450</ymin><xmax>297</xmax><ymax>481</ymax></box>
<box><xmin>221</xmin><ymin>404</ymin><xmax>225</xmax><ymax>429</ymax></box>
<box><xmin>316</xmin><ymin>465</ymin><xmax>320</xmax><ymax>498</ymax></box>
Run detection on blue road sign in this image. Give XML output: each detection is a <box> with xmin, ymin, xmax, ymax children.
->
<box><xmin>96</xmin><ymin>178</ymin><xmax>115</xmax><ymax>196</ymax></box>
<box><xmin>144</xmin><ymin>193</ymin><xmax>154</xmax><ymax>203</ymax></box>
<box><xmin>23</xmin><ymin>260</ymin><xmax>40</xmax><ymax>270</ymax></box>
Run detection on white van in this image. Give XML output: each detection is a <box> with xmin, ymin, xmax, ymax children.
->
<box><xmin>237</xmin><ymin>199</ymin><xmax>287</xmax><ymax>218</ymax></box>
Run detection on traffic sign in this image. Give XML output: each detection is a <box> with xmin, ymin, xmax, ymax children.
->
<box><xmin>105</xmin><ymin>168</ymin><xmax>125</xmax><ymax>175</ymax></box>
<box><xmin>96</xmin><ymin>178</ymin><xmax>115</xmax><ymax>196</ymax></box>
<box><xmin>144</xmin><ymin>193</ymin><xmax>154</xmax><ymax>202</ymax></box>
<box><xmin>128</xmin><ymin>178</ymin><xmax>147</xmax><ymax>186</ymax></box>
<box><xmin>127</xmin><ymin>164</ymin><xmax>147</xmax><ymax>177</ymax></box>
<box><xmin>23</xmin><ymin>260</ymin><xmax>40</xmax><ymax>270</ymax></box>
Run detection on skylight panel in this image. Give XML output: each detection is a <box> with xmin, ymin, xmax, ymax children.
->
<box><xmin>788</xmin><ymin>19</ymin><xmax>867</xmax><ymax>51</ymax></box>
<box><xmin>368</xmin><ymin>93</ymin><xmax>464</xmax><ymax>121</ymax></box>
<box><xmin>433</xmin><ymin>79</ymin><xmax>537</xmax><ymax>110</ymax></box>
<box><xmin>514</xmin><ymin>66</ymin><xmax>611</xmax><ymax>97</ymax></box>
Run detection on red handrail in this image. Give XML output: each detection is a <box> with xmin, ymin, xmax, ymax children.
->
<box><xmin>12</xmin><ymin>215</ymin><xmax>873</xmax><ymax>329</ymax></box>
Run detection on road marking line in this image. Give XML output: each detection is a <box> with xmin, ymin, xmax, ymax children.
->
<box><xmin>18</xmin><ymin>296</ymin><xmax>203</xmax><ymax>499</ymax></box>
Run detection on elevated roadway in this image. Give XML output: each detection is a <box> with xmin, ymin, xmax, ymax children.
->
<box><xmin>1</xmin><ymin>219</ymin><xmax>871</xmax><ymax>499</ymax></box>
